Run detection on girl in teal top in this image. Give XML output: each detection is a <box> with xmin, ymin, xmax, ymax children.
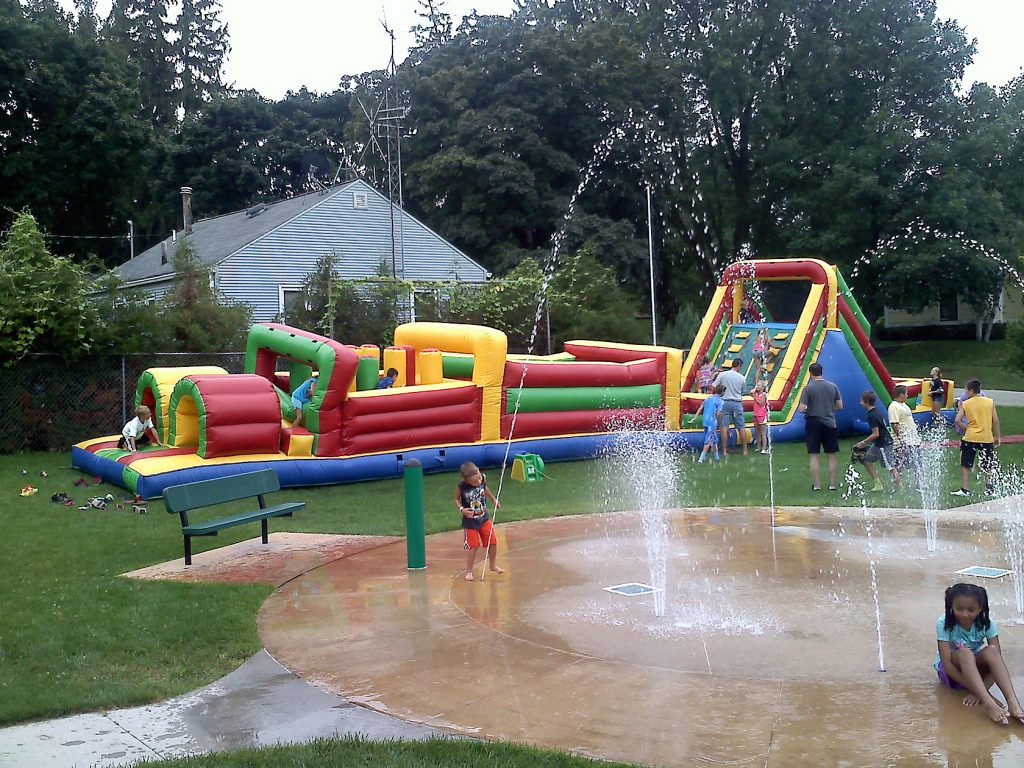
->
<box><xmin>935</xmin><ymin>583</ymin><xmax>1024</xmax><ymax>725</ymax></box>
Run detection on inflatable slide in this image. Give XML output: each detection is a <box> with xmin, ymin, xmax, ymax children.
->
<box><xmin>677</xmin><ymin>258</ymin><xmax>951</xmax><ymax>441</ymax></box>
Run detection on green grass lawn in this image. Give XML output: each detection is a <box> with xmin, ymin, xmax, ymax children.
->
<box><xmin>136</xmin><ymin>736</ymin><xmax>637</xmax><ymax>768</ymax></box>
<box><xmin>877</xmin><ymin>338</ymin><xmax>1018</xmax><ymax>390</ymax></box>
<box><xmin>4</xmin><ymin>412</ymin><xmax>1024</xmax><ymax>728</ymax></box>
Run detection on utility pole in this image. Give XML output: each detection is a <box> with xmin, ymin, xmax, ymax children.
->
<box><xmin>646</xmin><ymin>184</ymin><xmax>658</xmax><ymax>345</ymax></box>
<box><xmin>127</xmin><ymin>220</ymin><xmax>135</xmax><ymax>260</ymax></box>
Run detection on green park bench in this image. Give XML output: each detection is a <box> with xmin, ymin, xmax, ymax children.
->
<box><xmin>163</xmin><ymin>469</ymin><xmax>305</xmax><ymax>565</ymax></box>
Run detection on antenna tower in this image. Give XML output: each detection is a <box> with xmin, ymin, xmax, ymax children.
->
<box><xmin>356</xmin><ymin>18</ymin><xmax>410</xmax><ymax>279</ymax></box>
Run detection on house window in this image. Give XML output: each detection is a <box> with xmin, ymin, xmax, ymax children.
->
<box><xmin>938</xmin><ymin>288</ymin><xmax>959</xmax><ymax>322</ymax></box>
<box><xmin>353</xmin><ymin>192</ymin><xmax>368</xmax><ymax>210</ymax></box>
<box><xmin>279</xmin><ymin>286</ymin><xmax>306</xmax><ymax>321</ymax></box>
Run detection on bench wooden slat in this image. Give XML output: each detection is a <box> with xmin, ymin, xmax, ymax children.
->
<box><xmin>182</xmin><ymin>502</ymin><xmax>304</xmax><ymax>536</ymax></box>
<box><xmin>164</xmin><ymin>469</ymin><xmax>280</xmax><ymax>513</ymax></box>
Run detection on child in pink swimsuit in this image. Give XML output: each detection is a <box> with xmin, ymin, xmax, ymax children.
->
<box><xmin>752</xmin><ymin>381</ymin><xmax>769</xmax><ymax>454</ymax></box>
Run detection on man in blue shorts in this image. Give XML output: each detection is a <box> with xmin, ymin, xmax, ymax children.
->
<box><xmin>713</xmin><ymin>358</ymin><xmax>749</xmax><ymax>456</ymax></box>
<box><xmin>799</xmin><ymin>362</ymin><xmax>843</xmax><ymax>491</ymax></box>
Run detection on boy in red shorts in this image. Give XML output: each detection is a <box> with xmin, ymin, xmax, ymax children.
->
<box><xmin>455</xmin><ymin>461</ymin><xmax>504</xmax><ymax>581</ymax></box>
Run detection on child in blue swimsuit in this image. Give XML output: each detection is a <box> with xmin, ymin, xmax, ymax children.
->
<box><xmin>935</xmin><ymin>582</ymin><xmax>1024</xmax><ymax>725</ymax></box>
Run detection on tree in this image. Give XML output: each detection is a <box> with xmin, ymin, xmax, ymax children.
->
<box><xmin>173</xmin><ymin>0</ymin><xmax>229</xmax><ymax>118</ymax></box>
<box><xmin>73</xmin><ymin>0</ymin><xmax>98</xmax><ymax>37</ymax></box>
<box><xmin>160</xmin><ymin>242</ymin><xmax>250</xmax><ymax>351</ymax></box>
<box><xmin>105</xmin><ymin>0</ymin><xmax>177</xmax><ymax>124</ymax></box>
<box><xmin>411</xmin><ymin>0</ymin><xmax>452</xmax><ymax>53</ymax></box>
<box><xmin>0</xmin><ymin>211</ymin><xmax>93</xmax><ymax>362</ymax></box>
<box><xmin>0</xmin><ymin>3</ymin><xmax>152</xmax><ymax>264</ymax></box>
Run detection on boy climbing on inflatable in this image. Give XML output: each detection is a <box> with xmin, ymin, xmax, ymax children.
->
<box><xmin>291</xmin><ymin>375</ymin><xmax>317</xmax><ymax>428</ymax></box>
<box><xmin>117</xmin><ymin>406</ymin><xmax>163</xmax><ymax>452</ymax></box>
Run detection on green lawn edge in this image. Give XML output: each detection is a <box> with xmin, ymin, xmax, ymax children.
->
<box><xmin>128</xmin><ymin>735</ymin><xmax>639</xmax><ymax>768</ymax></box>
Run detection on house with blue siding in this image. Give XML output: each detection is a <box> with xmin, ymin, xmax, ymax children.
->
<box><xmin>114</xmin><ymin>179</ymin><xmax>489</xmax><ymax>321</ymax></box>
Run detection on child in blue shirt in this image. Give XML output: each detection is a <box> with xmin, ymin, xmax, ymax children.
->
<box><xmin>376</xmin><ymin>367</ymin><xmax>399</xmax><ymax>389</ymax></box>
<box><xmin>291</xmin><ymin>375</ymin><xmax>317</xmax><ymax>428</ymax></box>
<box><xmin>934</xmin><ymin>582</ymin><xmax>1024</xmax><ymax>725</ymax></box>
<box><xmin>693</xmin><ymin>384</ymin><xmax>725</xmax><ymax>463</ymax></box>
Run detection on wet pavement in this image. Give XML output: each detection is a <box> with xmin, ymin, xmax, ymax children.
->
<box><xmin>260</xmin><ymin>501</ymin><xmax>1024</xmax><ymax>767</ymax></box>
<box><xmin>122</xmin><ymin>531</ymin><xmax>400</xmax><ymax>584</ymax></box>
<box><xmin>0</xmin><ymin>650</ymin><xmax>443</xmax><ymax>768</ymax></box>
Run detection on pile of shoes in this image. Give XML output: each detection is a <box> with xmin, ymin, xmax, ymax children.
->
<box><xmin>51</xmin><ymin>492</ymin><xmax>75</xmax><ymax>506</ymax></box>
<box><xmin>78</xmin><ymin>493</ymin><xmax>115</xmax><ymax>511</ymax></box>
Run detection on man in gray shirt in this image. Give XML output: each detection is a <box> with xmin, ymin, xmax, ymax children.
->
<box><xmin>713</xmin><ymin>358</ymin><xmax>749</xmax><ymax>456</ymax></box>
<box><xmin>798</xmin><ymin>362</ymin><xmax>843</xmax><ymax>490</ymax></box>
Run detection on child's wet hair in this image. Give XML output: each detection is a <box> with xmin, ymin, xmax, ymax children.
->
<box><xmin>386</xmin><ymin>367</ymin><xmax>399</xmax><ymax>377</ymax></box>
<box><xmin>714</xmin><ymin>384</ymin><xmax>726</xmax><ymax>395</ymax></box>
<box><xmin>944</xmin><ymin>582</ymin><xmax>991</xmax><ymax>631</ymax></box>
<box><xmin>459</xmin><ymin>461</ymin><xmax>480</xmax><ymax>478</ymax></box>
<box><xmin>700</xmin><ymin>355</ymin><xmax>709</xmax><ymax>365</ymax></box>
<box><xmin>860</xmin><ymin>390</ymin><xmax>877</xmax><ymax>406</ymax></box>
<box><xmin>135</xmin><ymin>405</ymin><xmax>150</xmax><ymax>417</ymax></box>
<box><xmin>892</xmin><ymin>384</ymin><xmax>907</xmax><ymax>398</ymax></box>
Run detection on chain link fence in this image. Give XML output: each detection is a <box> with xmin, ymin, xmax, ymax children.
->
<box><xmin>0</xmin><ymin>353</ymin><xmax>246</xmax><ymax>453</ymax></box>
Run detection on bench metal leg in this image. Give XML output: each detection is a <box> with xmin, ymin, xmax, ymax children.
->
<box><xmin>261</xmin><ymin>518</ymin><xmax>269</xmax><ymax>544</ymax></box>
<box><xmin>184</xmin><ymin>535</ymin><xmax>192</xmax><ymax>566</ymax></box>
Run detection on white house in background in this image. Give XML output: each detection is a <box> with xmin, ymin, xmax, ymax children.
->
<box><xmin>113</xmin><ymin>178</ymin><xmax>489</xmax><ymax>322</ymax></box>
<box><xmin>883</xmin><ymin>284</ymin><xmax>1024</xmax><ymax>329</ymax></box>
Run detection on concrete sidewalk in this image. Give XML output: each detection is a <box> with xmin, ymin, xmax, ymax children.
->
<box><xmin>0</xmin><ymin>651</ymin><xmax>443</xmax><ymax>768</ymax></box>
<box><xmin>989</xmin><ymin>389</ymin><xmax>1024</xmax><ymax>406</ymax></box>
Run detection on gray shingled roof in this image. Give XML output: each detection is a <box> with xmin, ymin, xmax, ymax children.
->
<box><xmin>115</xmin><ymin>182</ymin><xmax>357</xmax><ymax>284</ymax></box>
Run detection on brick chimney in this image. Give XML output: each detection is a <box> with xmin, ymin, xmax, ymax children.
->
<box><xmin>180</xmin><ymin>186</ymin><xmax>194</xmax><ymax>235</ymax></box>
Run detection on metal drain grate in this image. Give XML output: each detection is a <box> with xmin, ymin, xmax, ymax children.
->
<box><xmin>956</xmin><ymin>566</ymin><xmax>1012</xmax><ymax>579</ymax></box>
<box><xmin>603</xmin><ymin>582</ymin><xmax>661</xmax><ymax>596</ymax></box>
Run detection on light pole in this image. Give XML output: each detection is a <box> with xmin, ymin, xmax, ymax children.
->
<box><xmin>127</xmin><ymin>220</ymin><xmax>135</xmax><ymax>260</ymax></box>
<box><xmin>646</xmin><ymin>184</ymin><xmax>657</xmax><ymax>345</ymax></box>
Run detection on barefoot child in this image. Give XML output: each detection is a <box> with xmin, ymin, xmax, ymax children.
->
<box><xmin>935</xmin><ymin>583</ymin><xmax>1024</xmax><ymax>725</ymax></box>
<box><xmin>455</xmin><ymin>462</ymin><xmax>503</xmax><ymax>581</ymax></box>
<box><xmin>117</xmin><ymin>406</ymin><xmax>163</xmax><ymax>452</ymax></box>
<box><xmin>752</xmin><ymin>381</ymin><xmax>769</xmax><ymax>454</ymax></box>
<box><xmin>693</xmin><ymin>384</ymin><xmax>724</xmax><ymax>463</ymax></box>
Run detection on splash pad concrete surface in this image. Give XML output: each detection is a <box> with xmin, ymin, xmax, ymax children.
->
<box><xmin>259</xmin><ymin>502</ymin><xmax>1024</xmax><ymax>767</ymax></box>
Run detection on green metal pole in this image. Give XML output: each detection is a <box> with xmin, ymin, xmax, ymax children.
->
<box><xmin>404</xmin><ymin>459</ymin><xmax>426</xmax><ymax>570</ymax></box>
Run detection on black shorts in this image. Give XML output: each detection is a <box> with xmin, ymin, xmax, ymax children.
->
<box><xmin>116</xmin><ymin>433</ymin><xmax>152</xmax><ymax>450</ymax></box>
<box><xmin>805</xmin><ymin>418</ymin><xmax>839</xmax><ymax>454</ymax></box>
<box><xmin>960</xmin><ymin>441</ymin><xmax>995</xmax><ymax>470</ymax></box>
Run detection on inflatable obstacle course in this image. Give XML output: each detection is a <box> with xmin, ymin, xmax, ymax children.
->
<box><xmin>73</xmin><ymin>258</ymin><xmax>947</xmax><ymax>498</ymax></box>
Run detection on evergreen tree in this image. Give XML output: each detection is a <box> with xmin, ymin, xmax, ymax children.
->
<box><xmin>411</xmin><ymin>0</ymin><xmax>452</xmax><ymax>53</ymax></box>
<box><xmin>73</xmin><ymin>0</ymin><xmax>98</xmax><ymax>37</ymax></box>
<box><xmin>0</xmin><ymin>2</ymin><xmax>152</xmax><ymax>263</ymax></box>
<box><xmin>106</xmin><ymin>0</ymin><xmax>176</xmax><ymax>123</ymax></box>
<box><xmin>173</xmin><ymin>0</ymin><xmax>229</xmax><ymax>118</ymax></box>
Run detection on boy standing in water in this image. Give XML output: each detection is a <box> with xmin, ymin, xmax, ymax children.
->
<box><xmin>455</xmin><ymin>462</ymin><xmax>503</xmax><ymax>581</ymax></box>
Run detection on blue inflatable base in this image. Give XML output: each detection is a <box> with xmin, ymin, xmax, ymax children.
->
<box><xmin>73</xmin><ymin>411</ymin><xmax>861</xmax><ymax>500</ymax></box>
<box><xmin>76</xmin><ymin>433</ymin><xmax>704</xmax><ymax>500</ymax></box>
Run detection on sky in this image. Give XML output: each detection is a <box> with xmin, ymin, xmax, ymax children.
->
<box><xmin>61</xmin><ymin>1</ymin><xmax>1024</xmax><ymax>100</ymax></box>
